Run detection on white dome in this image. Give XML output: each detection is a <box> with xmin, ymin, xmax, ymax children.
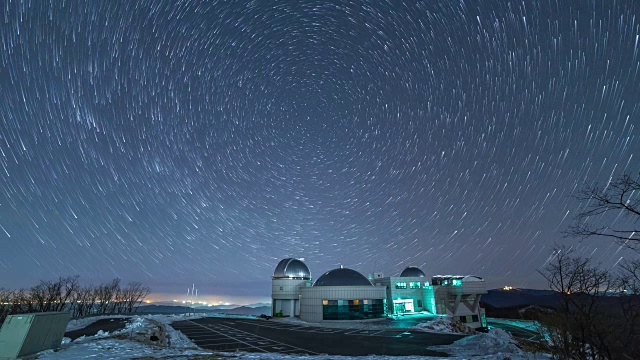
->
<box><xmin>273</xmin><ymin>258</ymin><xmax>311</xmax><ymax>279</ymax></box>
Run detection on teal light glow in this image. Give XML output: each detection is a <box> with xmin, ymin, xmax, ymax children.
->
<box><xmin>395</xmin><ymin>282</ymin><xmax>407</xmax><ymax>289</ymax></box>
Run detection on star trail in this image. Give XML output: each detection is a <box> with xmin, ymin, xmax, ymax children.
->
<box><xmin>1</xmin><ymin>0</ymin><xmax>639</xmax><ymax>302</ymax></box>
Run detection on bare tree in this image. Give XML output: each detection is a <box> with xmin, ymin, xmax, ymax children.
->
<box><xmin>26</xmin><ymin>277</ymin><xmax>80</xmax><ymax>313</ymax></box>
<box><xmin>539</xmin><ymin>247</ymin><xmax>640</xmax><ymax>359</ymax></box>
<box><xmin>112</xmin><ymin>285</ymin><xmax>126</xmax><ymax>314</ymax></box>
<box><xmin>1</xmin><ymin>276</ymin><xmax>151</xmax><ymax>325</ymax></box>
<box><xmin>567</xmin><ymin>173</ymin><xmax>640</xmax><ymax>248</ymax></box>
<box><xmin>613</xmin><ymin>259</ymin><xmax>640</xmax><ymax>358</ymax></box>
<box><xmin>0</xmin><ymin>289</ymin><xmax>13</xmax><ymax>324</ymax></box>
<box><xmin>96</xmin><ymin>278</ymin><xmax>120</xmax><ymax>314</ymax></box>
<box><xmin>12</xmin><ymin>289</ymin><xmax>30</xmax><ymax>314</ymax></box>
<box><xmin>122</xmin><ymin>282</ymin><xmax>151</xmax><ymax>313</ymax></box>
<box><xmin>73</xmin><ymin>284</ymin><xmax>98</xmax><ymax>318</ymax></box>
<box><xmin>53</xmin><ymin>276</ymin><xmax>80</xmax><ymax>312</ymax></box>
<box><xmin>29</xmin><ymin>282</ymin><xmax>51</xmax><ymax>313</ymax></box>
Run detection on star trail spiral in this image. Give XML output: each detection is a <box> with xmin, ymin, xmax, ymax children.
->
<box><xmin>1</xmin><ymin>0</ymin><xmax>639</xmax><ymax>302</ymax></box>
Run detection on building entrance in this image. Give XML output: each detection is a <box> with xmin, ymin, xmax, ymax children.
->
<box><xmin>393</xmin><ymin>299</ymin><xmax>414</xmax><ymax>313</ymax></box>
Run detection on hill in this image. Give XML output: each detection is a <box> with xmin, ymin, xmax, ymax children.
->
<box><xmin>481</xmin><ymin>288</ymin><xmax>562</xmax><ymax>309</ymax></box>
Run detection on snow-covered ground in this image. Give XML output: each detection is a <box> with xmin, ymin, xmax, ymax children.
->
<box><xmin>39</xmin><ymin>314</ymin><xmax>213</xmax><ymax>359</ymax></box>
<box><xmin>413</xmin><ymin>316</ymin><xmax>471</xmax><ymax>334</ymax></box>
<box><xmin>38</xmin><ymin>314</ymin><xmax>549</xmax><ymax>359</ymax></box>
<box><xmin>429</xmin><ymin>328</ymin><xmax>550</xmax><ymax>359</ymax></box>
<box><xmin>65</xmin><ymin>314</ymin><xmax>130</xmax><ymax>331</ymax></box>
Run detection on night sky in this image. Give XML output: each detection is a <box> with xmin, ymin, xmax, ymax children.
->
<box><xmin>1</xmin><ymin>0</ymin><xmax>639</xmax><ymax>304</ymax></box>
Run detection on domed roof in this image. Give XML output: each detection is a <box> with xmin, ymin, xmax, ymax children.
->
<box><xmin>400</xmin><ymin>266</ymin><xmax>426</xmax><ymax>278</ymax></box>
<box><xmin>313</xmin><ymin>267</ymin><xmax>372</xmax><ymax>287</ymax></box>
<box><xmin>273</xmin><ymin>258</ymin><xmax>311</xmax><ymax>280</ymax></box>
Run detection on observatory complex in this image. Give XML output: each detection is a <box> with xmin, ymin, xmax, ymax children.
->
<box><xmin>271</xmin><ymin>258</ymin><xmax>487</xmax><ymax>328</ymax></box>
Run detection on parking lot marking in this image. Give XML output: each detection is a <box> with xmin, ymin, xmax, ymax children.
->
<box><xmin>232</xmin><ymin>320</ymin><xmax>406</xmax><ymax>337</ymax></box>
<box><xmin>235</xmin><ymin>320</ymin><xmax>345</xmax><ymax>334</ymax></box>
<box><xmin>236</xmin><ymin>320</ymin><xmax>306</xmax><ymax>328</ymax></box>
<box><xmin>185</xmin><ymin>321</ymin><xmax>267</xmax><ymax>353</ymax></box>
<box><xmin>174</xmin><ymin>327</ymin><xmax>208</xmax><ymax>332</ymax></box>
<box><xmin>195</xmin><ymin>340</ymin><xmax>255</xmax><ymax>346</ymax></box>
<box><xmin>186</xmin><ymin>334</ymin><xmax>229</xmax><ymax>340</ymax></box>
<box><xmin>196</xmin><ymin>320</ymin><xmax>319</xmax><ymax>355</ymax></box>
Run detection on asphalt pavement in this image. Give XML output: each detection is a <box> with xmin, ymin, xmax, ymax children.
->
<box><xmin>172</xmin><ymin>317</ymin><xmax>465</xmax><ymax>356</ymax></box>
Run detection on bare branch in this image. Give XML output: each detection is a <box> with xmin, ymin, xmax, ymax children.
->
<box><xmin>567</xmin><ymin>173</ymin><xmax>640</xmax><ymax>249</ymax></box>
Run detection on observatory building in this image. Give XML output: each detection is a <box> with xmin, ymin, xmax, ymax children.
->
<box><xmin>271</xmin><ymin>258</ymin><xmax>487</xmax><ymax>328</ymax></box>
<box><xmin>271</xmin><ymin>258</ymin><xmax>312</xmax><ymax>318</ymax></box>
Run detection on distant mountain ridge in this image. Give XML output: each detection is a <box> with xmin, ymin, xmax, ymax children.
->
<box><xmin>135</xmin><ymin>304</ymin><xmax>271</xmax><ymax>316</ymax></box>
<box><xmin>148</xmin><ymin>301</ymin><xmax>271</xmax><ymax>309</ymax></box>
<box><xmin>481</xmin><ymin>288</ymin><xmax>563</xmax><ymax>308</ymax></box>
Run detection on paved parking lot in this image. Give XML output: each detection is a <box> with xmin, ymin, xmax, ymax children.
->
<box><xmin>171</xmin><ymin>317</ymin><xmax>465</xmax><ymax>356</ymax></box>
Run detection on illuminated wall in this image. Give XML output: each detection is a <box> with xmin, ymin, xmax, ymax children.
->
<box><xmin>299</xmin><ymin>286</ymin><xmax>387</xmax><ymax>322</ymax></box>
<box><xmin>271</xmin><ymin>278</ymin><xmax>311</xmax><ymax>317</ymax></box>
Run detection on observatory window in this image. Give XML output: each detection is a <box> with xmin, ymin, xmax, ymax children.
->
<box><xmin>409</xmin><ymin>282</ymin><xmax>421</xmax><ymax>289</ymax></box>
<box><xmin>395</xmin><ymin>282</ymin><xmax>407</xmax><ymax>289</ymax></box>
<box><xmin>452</xmin><ymin>279</ymin><xmax>462</xmax><ymax>286</ymax></box>
<box><xmin>322</xmin><ymin>298</ymin><xmax>385</xmax><ymax>320</ymax></box>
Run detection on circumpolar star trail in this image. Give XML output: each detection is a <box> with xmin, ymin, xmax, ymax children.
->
<box><xmin>1</xmin><ymin>0</ymin><xmax>639</xmax><ymax>301</ymax></box>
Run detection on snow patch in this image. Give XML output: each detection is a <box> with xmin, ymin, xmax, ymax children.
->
<box><xmin>39</xmin><ymin>314</ymin><xmax>214</xmax><ymax>359</ymax></box>
<box><xmin>413</xmin><ymin>316</ymin><xmax>472</xmax><ymax>334</ymax></box>
<box><xmin>65</xmin><ymin>315</ymin><xmax>129</xmax><ymax>332</ymax></box>
<box><xmin>429</xmin><ymin>328</ymin><xmax>549</xmax><ymax>359</ymax></box>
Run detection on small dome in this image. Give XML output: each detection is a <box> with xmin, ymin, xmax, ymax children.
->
<box><xmin>273</xmin><ymin>258</ymin><xmax>311</xmax><ymax>280</ymax></box>
<box><xmin>314</xmin><ymin>267</ymin><xmax>372</xmax><ymax>287</ymax></box>
<box><xmin>400</xmin><ymin>266</ymin><xmax>426</xmax><ymax>277</ymax></box>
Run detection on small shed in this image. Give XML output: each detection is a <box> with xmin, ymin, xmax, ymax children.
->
<box><xmin>0</xmin><ymin>312</ymin><xmax>70</xmax><ymax>359</ymax></box>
